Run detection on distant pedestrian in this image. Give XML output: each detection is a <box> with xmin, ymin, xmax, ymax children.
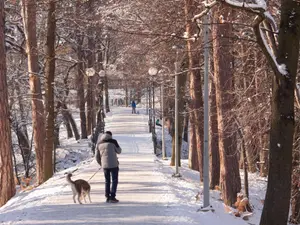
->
<box><xmin>131</xmin><ymin>101</ymin><xmax>136</xmax><ymax>114</ymax></box>
<box><xmin>156</xmin><ymin>118</ymin><xmax>162</xmax><ymax>127</ymax></box>
<box><xmin>95</xmin><ymin>131</ymin><xmax>122</xmax><ymax>203</ymax></box>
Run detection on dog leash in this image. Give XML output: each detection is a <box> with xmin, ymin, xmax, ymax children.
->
<box><xmin>88</xmin><ymin>167</ymin><xmax>101</xmax><ymax>182</ymax></box>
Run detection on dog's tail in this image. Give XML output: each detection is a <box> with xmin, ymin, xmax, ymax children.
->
<box><xmin>66</xmin><ymin>173</ymin><xmax>75</xmax><ymax>184</ymax></box>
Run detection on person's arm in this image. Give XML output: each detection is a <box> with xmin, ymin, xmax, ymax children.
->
<box><xmin>115</xmin><ymin>145</ymin><xmax>122</xmax><ymax>154</ymax></box>
<box><xmin>111</xmin><ymin>139</ymin><xmax>122</xmax><ymax>154</ymax></box>
<box><xmin>95</xmin><ymin>148</ymin><xmax>101</xmax><ymax>166</ymax></box>
<box><xmin>110</xmin><ymin>139</ymin><xmax>120</xmax><ymax>148</ymax></box>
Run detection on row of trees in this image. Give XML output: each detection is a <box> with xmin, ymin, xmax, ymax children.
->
<box><xmin>0</xmin><ymin>0</ymin><xmax>299</xmax><ymax>225</ymax></box>
<box><xmin>0</xmin><ymin>0</ymin><xmax>111</xmax><ymax>204</ymax></box>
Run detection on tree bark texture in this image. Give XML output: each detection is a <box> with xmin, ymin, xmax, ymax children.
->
<box><xmin>290</xmin><ymin>125</ymin><xmax>300</xmax><ymax>224</ymax></box>
<box><xmin>209</xmin><ymin>77</ymin><xmax>220</xmax><ymax>189</ymax></box>
<box><xmin>260</xmin><ymin>1</ymin><xmax>300</xmax><ymax>224</ymax></box>
<box><xmin>0</xmin><ymin>0</ymin><xmax>16</xmax><ymax>206</ymax></box>
<box><xmin>44</xmin><ymin>0</ymin><xmax>56</xmax><ymax>181</ymax></box>
<box><xmin>76</xmin><ymin>37</ymin><xmax>87</xmax><ymax>139</ymax></box>
<box><xmin>212</xmin><ymin>6</ymin><xmax>241</xmax><ymax>206</ymax></box>
<box><xmin>62</xmin><ymin>103</ymin><xmax>80</xmax><ymax>140</ymax></box>
<box><xmin>104</xmin><ymin>75</ymin><xmax>110</xmax><ymax>113</ymax></box>
<box><xmin>86</xmin><ymin>25</ymin><xmax>95</xmax><ymax>136</ymax></box>
<box><xmin>15</xmin><ymin>82</ymin><xmax>30</xmax><ymax>162</ymax></box>
<box><xmin>170</xmin><ymin>62</ymin><xmax>187</xmax><ymax>167</ymax></box>
<box><xmin>185</xmin><ymin>0</ymin><xmax>204</xmax><ymax>176</ymax></box>
<box><xmin>21</xmin><ymin>0</ymin><xmax>45</xmax><ymax>184</ymax></box>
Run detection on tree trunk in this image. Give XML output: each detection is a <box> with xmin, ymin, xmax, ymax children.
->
<box><xmin>104</xmin><ymin>75</ymin><xmax>110</xmax><ymax>113</ymax></box>
<box><xmin>185</xmin><ymin>0</ymin><xmax>203</xmax><ymax>175</ymax></box>
<box><xmin>170</xmin><ymin>61</ymin><xmax>187</xmax><ymax>167</ymax></box>
<box><xmin>21</xmin><ymin>0</ymin><xmax>45</xmax><ymax>184</ymax></box>
<box><xmin>260</xmin><ymin>1</ymin><xmax>300</xmax><ymax>224</ymax></box>
<box><xmin>11</xmin><ymin>118</ymin><xmax>30</xmax><ymax>177</ymax></box>
<box><xmin>259</xmin><ymin>69</ymin><xmax>269</xmax><ymax>177</ymax></box>
<box><xmin>183</xmin><ymin>112</ymin><xmax>188</xmax><ymax>142</ymax></box>
<box><xmin>125</xmin><ymin>84</ymin><xmax>128</xmax><ymax>106</ymax></box>
<box><xmin>15</xmin><ymin>82</ymin><xmax>30</xmax><ymax>161</ymax></box>
<box><xmin>62</xmin><ymin>103</ymin><xmax>80</xmax><ymax>140</ymax></box>
<box><xmin>0</xmin><ymin>1</ymin><xmax>16</xmax><ymax>206</ymax></box>
<box><xmin>235</xmin><ymin>118</ymin><xmax>249</xmax><ymax>198</ymax></box>
<box><xmin>188</xmin><ymin>120</ymin><xmax>199</xmax><ymax>171</ymax></box>
<box><xmin>62</xmin><ymin>112</ymin><xmax>73</xmax><ymax>139</ymax></box>
<box><xmin>44</xmin><ymin>0</ymin><xmax>56</xmax><ymax>181</ymax></box>
<box><xmin>86</xmin><ymin>16</ymin><xmax>95</xmax><ymax>135</ymax></box>
<box><xmin>290</xmin><ymin>126</ymin><xmax>300</xmax><ymax>224</ymax></box>
<box><xmin>209</xmin><ymin>76</ymin><xmax>220</xmax><ymax>189</ymax></box>
<box><xmin>290</xmin><ymin>156</ymin><xmax>300</xmax><ymax>224</ymax></box>
<box><xmin>212</xmin><ymin>6</ymin><xmax>241</xmax><ymax>206</ymax></box>
<box><xmin>76</xmin><ymin>39</ymin><xmax>87</xmax><ymax>138</ymax></box>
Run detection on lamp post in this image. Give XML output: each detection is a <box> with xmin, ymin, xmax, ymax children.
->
<box><xmin>149</xmin><ymin>67</ymin><xmax>158</xmax><ymax>125</ymax></box>
<box><xmin>202</xmin><ymin>6</ymin><xmax>210</xmax><ymax>208</ymax></box>
<box><xmin>99</xmin><ymin>70</ymin><xmax>106</xmax><ymax>110</ymax></box>
<box><xmin>86</xmin><ymin>67</ymin><xmax>96</xmax><ymax>77</ymax></box>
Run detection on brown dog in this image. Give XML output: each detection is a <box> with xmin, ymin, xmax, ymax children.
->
<box><xmin>66</xmin><ymin>173</ymin><xmax>91</xmax><ymax>204</ymax></box>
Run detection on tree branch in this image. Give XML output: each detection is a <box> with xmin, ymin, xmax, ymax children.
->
<box><xmin>191</xmin><ymin>0</ymin><xmax>285</xmax><ymax>78</ymax></box>
<box><xmin>252</xmin><ymin>16</ymin><xmax>284</xmax><ymax>79</ymax></box>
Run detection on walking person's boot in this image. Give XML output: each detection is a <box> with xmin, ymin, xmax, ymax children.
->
<box><xmin>109</xmin><ymin>197</ymin><xmax>119</xmax><ymax>203</ymax></box>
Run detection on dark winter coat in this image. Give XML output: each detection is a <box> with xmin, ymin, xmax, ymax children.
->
<box><xmin>131</xmin><ymin>101</ymin><xmax>136</xmax><ymax>108</ymax></box>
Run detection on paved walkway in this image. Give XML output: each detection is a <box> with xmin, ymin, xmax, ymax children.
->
<box><xmin>1</xmin><ymin>107</ymin><xmax>200</xmax><ymax>225</ymax></box>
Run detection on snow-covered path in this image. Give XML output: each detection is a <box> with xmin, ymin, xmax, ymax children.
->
<box><xmin>0</xmin><ymin>107</ymin><xmax>266</xmax><ymax>225</ymax></box>
<box><xmin>0</xmin><ymin>107</ymin><xmax>199</xmax><ymax>225</ymax></box>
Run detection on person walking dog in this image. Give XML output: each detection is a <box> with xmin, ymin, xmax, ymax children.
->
<box><xmin>96</xmin><ymin>131</ymin><xmax>122</xmax><ymax>203</ymax></box>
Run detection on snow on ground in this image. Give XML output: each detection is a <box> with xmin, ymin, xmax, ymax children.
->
<box><xmin>1</xmin><ymin>106</ymin><xmax>268</xmax><ymax>225</ymax></box>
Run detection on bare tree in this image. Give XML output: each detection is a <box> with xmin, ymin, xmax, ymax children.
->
<box><xmin>44</xmin><ymin>0</ymin><xmax>56</xmax><ymax>181</ymax></box>
<box><xmin>193</xmin><ymin>0</ymin><xmax>300</xmax><ymax>223</ymax></box>
<box><xmin>212</xmin><ymin>6</ymin><xmax>241</xmax><ymax>205</ymax></box>
<box><xmin>185</xmin><ymin>0</ymin><xmax>204</xmax><ymax>177</ymax></box>
<box><xmin>0</xmin><ymin>0</ymin><xmax>15</xmax><ymax>206</ymax></box>
<box><xmin>21</xmin><ymin>0</ymin><xmax>45</xmax><ymax>184</ymax></box>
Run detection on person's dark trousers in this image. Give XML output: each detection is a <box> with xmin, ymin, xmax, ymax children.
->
<box><xmin>103</xmin><ymin>167</ymin><xmax>119</xmax><ymax>198</ymax></box>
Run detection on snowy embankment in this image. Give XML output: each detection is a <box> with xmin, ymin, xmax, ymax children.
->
<box><xmin>1</xmin><ymin>107</ymin><xmax>269</xmax><ymax>225</ymax></box>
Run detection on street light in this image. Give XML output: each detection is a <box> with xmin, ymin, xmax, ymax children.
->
<box><xmin>86</xmin><ymin>67</ymin><xmax>96</xmax><ymax>77</ymax></box>
<box><xmin>148</xmin><ymin>67</ymin><xmax>158</xmax><ymax>130</ymax></box>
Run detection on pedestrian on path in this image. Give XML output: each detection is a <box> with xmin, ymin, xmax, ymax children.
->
<box><xmin>156</xmin><ymin>118</ymin><xmax>162</xmax><ymax>127</ymax></box>
<box><xmin>96</xmin><ymin>131</ymin><xmax>122</xmax><ymax>203</ymax></box>
<box><xmin>131</xmin><ymin>100</ymin><xmax>136</xmax><ymax>114</ymax></box>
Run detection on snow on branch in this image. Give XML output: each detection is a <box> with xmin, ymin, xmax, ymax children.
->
<box><xmin>193</xmin><ymin>1</ymin><xmax>218</xmax><ymax>21</ymax></box>
<box><xmin>253</xmin><ymin>17</ymin><xmax>288</xmax><ymax>78</ymax></box>
<box><xmin>222</xmin><ymin>0</ymin><xmax>266</xmax><ymax>12</ymax></box>
<box><xmin>191</xmin><ymin>0</ymin><xmax>287</xmax><ymax>77</ymax></box>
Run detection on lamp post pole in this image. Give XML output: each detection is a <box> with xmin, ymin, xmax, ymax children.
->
<box><xmin>203</xmin><ymin>5</ymin><xmax>210</xmax><ymax>208</ymax></box>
